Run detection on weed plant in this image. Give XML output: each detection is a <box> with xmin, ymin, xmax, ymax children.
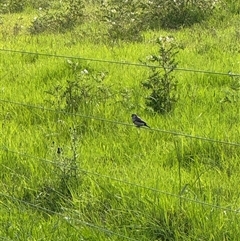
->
<box><xmin>142</xmin><ymin>36</ymin><xmax>179</xmax><ymax>114</ymax></box>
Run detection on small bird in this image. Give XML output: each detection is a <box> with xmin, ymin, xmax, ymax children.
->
<box><xmin>131</xmin><ymin>114</ymin><xmax>150</xmax><ymax>128</ymax></box>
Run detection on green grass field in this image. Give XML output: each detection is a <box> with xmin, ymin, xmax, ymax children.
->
<box><xmin>1</xmin><ymin>1</ymin><xmax>240</xmax><ymax>240</ymax></box>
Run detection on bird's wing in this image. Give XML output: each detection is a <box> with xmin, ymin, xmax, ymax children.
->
<box><xmin>135</xmin><ymin>116</ymin><xmax>144</xmax><ymax>122</ymax></box>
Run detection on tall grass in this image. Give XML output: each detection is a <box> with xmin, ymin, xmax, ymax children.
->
<box><xmin>1</xmin><ymin>1</ymin><xmax>240</xmax><ymax>240</ymax></box>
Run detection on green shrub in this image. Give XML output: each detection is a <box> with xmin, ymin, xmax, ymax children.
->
<box><xmin>45</xmin><ymin>60</ymin><xmax>111</xmax><ymax>114</ymax></box>
<box><xmin>141</xmin><ymin>0</ymin><xmax>220</xmax><ymax>29</ymax></box>
<box><xmin>101</xmin><ymin>0</ymin><xmax>220</xmax><ymax>42</ymax></box>
<box><xmin>101</xmin><ymin>0</ymin><xmax>144</xmax><ymax>42</ymax></box>
<box><xmin>25</xmin><ymin>0</ymin><xmax>53</xmax><ymax>9</ymax></box>
<box><xmin>0</xmin><ymin>0</ymin><xmax>24</xmax><ymax>13</ymax></box>
<box><xmin>29</xmin><ymin>0</ymin><xmax>84</xmax><ymax>34</ymax></box>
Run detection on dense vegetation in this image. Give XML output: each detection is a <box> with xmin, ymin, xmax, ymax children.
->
<box><xmin>0</xmin><ymin>0</ymin><xmax>240</xmax><ymax>240</ymax></box>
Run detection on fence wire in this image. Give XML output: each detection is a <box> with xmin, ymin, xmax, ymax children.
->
<box><xmin>1</xmin><ymin>98</ymin><xmax>240</xmax><ymax>147</ymax></box>
<box><xmin>1</xmin><ymin>48</ymin><xmax>240</xmax><ymax>77</ymax></box>
<box><xmin>1</xmin><ymin>145</ymin><xmax>240</xmax><ymax>214</ymax></box>
<box><xmin>0</xmin><ymin>192</ymin><xmax>139</xmax><ymax>241</ymax></box>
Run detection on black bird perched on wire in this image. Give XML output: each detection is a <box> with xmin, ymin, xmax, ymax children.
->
<box><xmin>131</xmin><ymin>114</ymin><xmax>150</xmax><ymax>128</ymax></box>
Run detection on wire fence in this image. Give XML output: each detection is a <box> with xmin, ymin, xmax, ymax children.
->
<box><xmin>1</xmin><ymin>48</ymin><xmax>240</xmax><ymax>239</ymax></box>
<box><xmin>1</xmin><ymin>99</ymin><xmax>240</xmax><ymax>147</ymax></box>
<box><xmin>1</xmin><ymin>145</ymin><xmax>240</xmax><ymax>214</ymax></box>
<box><xmin>0</xmin><ymin>192</ymin><xmax>139</xmax><ymax>241</ymax></box>
<box><xmin>1</xmin><ymin>145</ymin><xmax>240</xmax><ymax>241</ymax></box>
<box><xmin>0</xmin><ymin>48</ymin><xmax>240</xmax><ymax>77</ymax></box>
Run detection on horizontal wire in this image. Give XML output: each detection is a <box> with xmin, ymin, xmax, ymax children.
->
<box><xmin>1</xmin><ymin>98</ymin><xmax>240</xmax><ymax>147</ymax></box>
<box><xmin>0</xmin><ymin>193</ymin><xmax>139</xmax><ymax>241</ymax></box>
<box><xmin>79</xmin><ymin>169</ymin><xmax>240</xmax><ymax>214</ymax></box>
<box><xmin>0</xmin><ymin>48</ymin><xmax>240</xmax><ymax>77</ymax></box>
<box><xmin>1</xmin><ymin>146</ymin><xmax>240</xmax><ymax>214</ymax></box>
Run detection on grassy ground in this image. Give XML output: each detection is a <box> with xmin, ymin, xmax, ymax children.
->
<box><xmin>1</xmin><ymin>1</ymin><xmax>240</xmax><ymax>240</ymax></box>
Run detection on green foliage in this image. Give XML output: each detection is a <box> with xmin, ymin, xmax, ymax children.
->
<box><xmin>0</xmin><ymin>0</ymin><xmax>56</xmax><ymax>13</ymax></box>
<box><xmin>26</xmin><ymin>0</ymin><xmax>54</xmax><ymax>9</ymax></box>
<box><xmin>0</xmin><ymin>0</ymin><xmax>24</xmax><ymax>13</ymax></box>
<box><xmin>221</xmin><ymin>76</ymin><xmax>240</xmax><ymax>104</ymax></box>
<box><xmin>20</xmin><ymin>128</ymin><xmax>80</xmax><ymax>214</ymax></box>
<box><xmin>142</xmin><ymin>0</ymin><xmax>220</xmax><ymax>29</ymax></box>
<box><xmin>225</xmin><ymin>0</ymin><xmax>240</xmax><ymax>14</ymax></box>
<box><xmin>46</xmin><ymin>60</ymin><xmax>111</xmax><ymax>114</ymax></box>
<box><xmin>101</xmin><ymin>0</ymin><xmax>144</xmax><ymax>42</ymax></box>
<box><xmin>101</xmin><ymin>0</ymin><xmax>221</xmax><ymax>42</ymax></box>
<box><xmin>146</xmin><ymin>209</ymin><xmax>192</xmax><ymax>240</ymax></box>
<box><xmin>142</xmin><ymin>36</ymin><xmax>179</xmax><ymax>114</ymax></box>
<box><xmin>29</xmin><ymin>0</ymin><xmax>85</xmax><ymax>34</ymax></box>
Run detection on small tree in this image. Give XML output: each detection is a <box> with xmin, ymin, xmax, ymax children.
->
<box><xmin>142</xmin><ymin>36</ymin><xmax>179</xmax><ymax>114</ymax></box>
